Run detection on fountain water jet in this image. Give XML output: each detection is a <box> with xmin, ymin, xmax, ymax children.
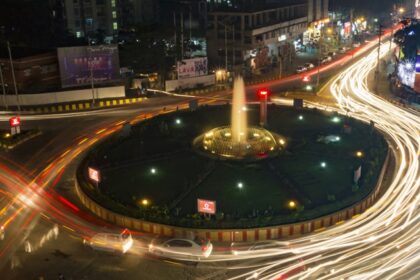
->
<box><xmin>231</xmin><ymin>77</ymin><xmax>248</xmax><ymax>143</ymax></box>
<box><xmin>193</xmin><ymin>75</ymin><xmax>284</xmax><ymax>161</ymax></box>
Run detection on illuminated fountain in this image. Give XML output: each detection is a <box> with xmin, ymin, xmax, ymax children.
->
<box><xmin>193</xmin><ymin>76</ymin><xmax>285</xmax><ymax>161</ymax></box>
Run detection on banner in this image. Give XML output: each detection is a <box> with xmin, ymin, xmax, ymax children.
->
<box><xmin>58</xmin><ymin>45</ymin><xmax>120</xmax><ymax>88</ymax></box>
<box><xmin>354</xmin><ymin>165</ymin><xmax>362</xmax><ymax>184</ymax></box>
<box><xmin>177</xmin><ymin>57</ymin><xmax>208</xmax><ymax>79</ymax></box>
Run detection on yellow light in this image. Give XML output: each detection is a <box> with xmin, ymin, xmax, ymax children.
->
<box><xmin>356</xmin><ymin>151</ymin><xmax>363</xmax><ymax>157</ymax></box>
<box><xmin>324</xmin><ymin>18</ymin><xmax>330</xmax><ymax>24</ymax></box>
<box><xmin>399</xmin><ymin>7</ymin><xmax>405</xmax><ymax>14</ymax></box>
<box><xmin>4</xmin><ymin>133</ymin><xmax>11</xmax><ymax>138</ymax></box>
<box><xmin>141</xmin><ymin>199</ymin><xmax>149</xmax><ymax>206</ymax></box>
<box><xmin>288</xmin><ymin>201</ymin><xmax>296</xmax><ymax>208</ymax></box>
<box><xmin>356</xmin><ymin>19</ymin><xmax>361</xmax><ymax>24</ymax></box>
<box><xmin>327</xmin><ymin>28</ymin><xmax>333</xmax><ymax>34</ymax></box>
<box><xmin>279</xmin><ymin>139</ymin><xmax>286</xmax><ymax>145</ymax></box>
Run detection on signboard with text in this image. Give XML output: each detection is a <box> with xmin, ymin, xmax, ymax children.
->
<box><xmin>177</xmin><ymin>57</ymin><xmax>208</xmax><ymax>79</ymax></box>
<box><xmin>58</xmin><ymin>45</ymin><xmax>120</xmax><ymax>88</ymax></box>
<box><xmin>197</xmin><ymin>199</ymin><xmax>216</xmax><ymax>214</ymax></box>
<box><xmin>88</xmin><ymin>167</ymin><xmax>100</xmax><ymax>183</ymax></box>
<box><xmin>9</xmin><ymin>116</ymin><xmax>21</xmax><ymax>127</ymax></box>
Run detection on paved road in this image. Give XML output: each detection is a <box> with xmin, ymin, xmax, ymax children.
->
<box><xmin>1</xmin><ymin>31</ymin><xmax>417</xmax><ymax>280</ymax></box>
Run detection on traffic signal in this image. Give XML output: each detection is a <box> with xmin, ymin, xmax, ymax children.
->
<box><xmin>257</xmin><ymin>89</ymin><xmax>269</xmax><ymax>98</ymax></box>
<box><xmin>302</xmin><ymin>75</ymin><xmax>311</xmax><ymax>83</ymax></box>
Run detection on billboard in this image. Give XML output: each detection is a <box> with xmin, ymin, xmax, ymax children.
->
<box><xmin>88</xmin><ymin>167</ymin><xmax>100</xmax><ymax>183</ymax></box>
<box><xmin>197</xmin><ymin>199</ymin><xmax>216</xmax><ymax>214</ymax></box>
<box><xmin>58</xmin><ymin>45</ymin><xmax>120</xmax><ymax>88</ymax></box>
<box><xmin>177</xmin><ymin>57</ymin><xmax>208</xmax><ymax>79</ymax></box>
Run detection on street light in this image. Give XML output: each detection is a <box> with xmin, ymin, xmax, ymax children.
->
<box><xmin>399</xmin><ymin>7</ymin><xmax>405</xmax><ymax>14</ymax></box>
<box><xmin>288</xmin><ymin>200</ymin><xmax>297</xmax><ymax>209</ymax></box>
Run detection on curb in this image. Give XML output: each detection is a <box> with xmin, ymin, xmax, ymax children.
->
<box><xmin>75</xmin><ymin>150</ymin><xmax>390</xmax><ymax>242</ymax></box>
<box><xmin>16</xmin><ymin>97</ymin><xmax>148</xmax><ymax>115</ymax></box>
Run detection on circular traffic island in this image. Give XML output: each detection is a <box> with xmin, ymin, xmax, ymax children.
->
<box><xmin>78</xmin><ymin>104</ymin><xmax>388</xmax><ymax>229</ymax></box>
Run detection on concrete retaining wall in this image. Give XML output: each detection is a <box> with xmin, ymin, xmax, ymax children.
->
<box><xmin>1</xmin><ymin>85</ymin><xmax>125</xmax><ymax>106</ymax></box>
<box><xmin>75</xmin><ymin>150</ymin><xmax>390</xmax><ymax>242</ymax></box>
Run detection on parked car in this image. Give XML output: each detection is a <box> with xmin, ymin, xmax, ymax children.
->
<box><xmin>338</xmin><ymin>47</ymin><xmax>348</xmax><ymax>53</ymax></box>
<box><xmin>296</xmin><ymin>66</ymin><xmax>307</xmax><ymax>73</ymax></box>
<box><xmin>327</xmin><ymin>51</ymin><xmax>336</xmax><ymax>57</ymax></box>
<box><xmin>353</xmin><ymin>42</ymin><xmax>361</xmax><ymax>48</ymax></box>
<box><xmin>321</xmin><ymin>56</ymin><xmax>332</xmax><ymax>64</ymax></box>
<box><xmin>149</xmin><ymin>237</ymin><xmax>213</xmax><ymax>260</ymax></box>
<box><xmin>303</xmin><ymin>63</ymin><xmax>315</xmax><ymax>69</ymax></box>
<box><xmin>230</xmin><ymin>240</ymin><xmax>284</xmax><ymax>256</ymax></box>
<box><xmin>83</xmin><ymin>228</ymin><xmax>133</xmax><ymax>254</ymax></box>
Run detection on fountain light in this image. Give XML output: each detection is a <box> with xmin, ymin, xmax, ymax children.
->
<box><xmin>321</xmin><ymin>162</ymin><xmax>327</xmax><ymax>168</ymax></box>
<box><xmin>150</xmin><ymin>168</ymin><xmax>157</xmax><ymax>174</ymax></box>
<box><xmin>298</xmin><ymin>115</ymin><xmax>304</xmax><ymax>120</ymax></box>
<box><xmin>237</xmin><ymin>182</ymin><xmax>244</xmax><ymax>189</ymax></box>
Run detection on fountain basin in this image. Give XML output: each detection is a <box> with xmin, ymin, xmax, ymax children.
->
<box><xmin>193</xmin><ymin>126</ymin><xmax>285</xmax><ymax>161</ymax></box>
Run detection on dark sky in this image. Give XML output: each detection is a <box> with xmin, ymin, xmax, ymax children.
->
<box><xmin>330</xmin><ymin>0</ymin><xmax>401</xmax><ymax>14</ymax></box>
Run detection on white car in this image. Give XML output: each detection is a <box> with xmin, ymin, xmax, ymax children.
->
<box><xmin>296</xmin><ymin>66</ymin><xmax>307</xmax><ymax>73</ymax></box>
<box><xmin>149</xmin><ymin>237</ymin><xmax>213</xmax><ymax>260</ymax></box>
<box><xmin>303</xmin><ymin>63</ymin><xmax>315</xmax><ymax>69</ymax></box>
<box><xmin>321</xmin><ymin>56</ymin><xmax>332</xmax><ymax>64</ymax></box>
<box><xmin>84</xmin><ymin>228</ymin><xmax>133</xmax><ymax>254</ymax></box>
<box><xmin>230</xmin><ymin>240</ymin><xmax>283</xmax><ymax>255</ymax></box>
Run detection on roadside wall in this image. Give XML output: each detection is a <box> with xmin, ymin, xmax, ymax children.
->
<box><xmin>1</xmin><ymin>86</ymin><xmax>125</xmax><ymax>106</ymax></box>
<box><xmin>75</xmin><ymin>150</ymin><xmax>390</xmax><ymax>242</ymax></box>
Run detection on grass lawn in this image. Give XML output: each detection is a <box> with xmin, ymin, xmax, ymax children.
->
<box><xmin>86</xmin><ymin>105</ymin><xmax>387</xmax><ymax>227</ymax></box>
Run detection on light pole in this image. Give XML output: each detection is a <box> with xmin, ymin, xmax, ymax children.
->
<box><xmin>88</xmin><ymin>43</ymin><xmax>95</xmax><ymax>107</ymax></box>
<box><xmin>0</xmin><ymin>63</ymin><xmax>7</xmax><ymax>110</ymax></box>
<box><xmin>7</xmin><ymin>41</ymin><xmax>20</xmax><ymax>112</ymax></box>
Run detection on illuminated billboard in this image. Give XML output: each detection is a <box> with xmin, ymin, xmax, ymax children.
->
<box><xmin>177</xmin><ymin>57</ymin><xmax>208</xmax><ymax>79</ymax></box>
<box><xmin>58</xmin><ymin>45</ymin><xmax>120</xmax><ymax>88</ymax></box>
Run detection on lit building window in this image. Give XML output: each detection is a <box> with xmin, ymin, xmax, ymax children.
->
<box><xmin>112</xmin><ymin>11</ymin><xmax>117</xmax><ymax>18</ymax></box>
<box><xmin>111</xmin><ymin>0</ymin><xmax>116</xmax><ymax>8</ymax></box>
<box><xmin>76</xmin><ymin>31</ymin><xmax>81</xmax><ymax>38</ymax></box>
<box><xmin>113</xmin><ymin>22</ymin><xmax>118</xmax><ymax>30</ymax></box>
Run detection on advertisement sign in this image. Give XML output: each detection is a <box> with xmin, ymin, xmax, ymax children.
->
<box><xmin>414</xmin><ymin>51</ymin><xmax>420</xmax><ymax>93</ymax></box>
<box><xmin>197</xmin><ymin>199</ymin><xmax>216</xmax><ymax>214</ymax></box>
<box><xmin>88</xmin><ymin>167</ymin><xmax>100</xmax><ymax>183</ymax></box>
<box><xmin>354</xmin><ymin>166</ymin><xmax>362</xmax><ymax>183</ymax></box>
<box><xmin>177</xmin><ymin>57</ymin><xmax>208</xmax><ymax>79</ymax></box>
<box><xmin>58</xmin><ymin>45</ymin><xmax>120</xmax><ymax>88</ymax></box>
<box><xmin>9</xmin><ymin>116</ymin><xmax>21</xmax><ymax>127</ymax></box>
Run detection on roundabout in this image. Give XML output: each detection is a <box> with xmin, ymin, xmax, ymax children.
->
<box><xmin>77</xmin><ymin>77</ymin><xmax>388</xmax><ymax>231</ymax></box>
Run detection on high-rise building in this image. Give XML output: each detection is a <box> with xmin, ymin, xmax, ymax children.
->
<box><xmin>206</xmin><ymin>0</ymin><xmax>310</xmax><ymax>70</ymax></box>
<box><xmin>64</xmin><ymin>0</ymin><xmax>120</xmax><ymax>40</ymax></box>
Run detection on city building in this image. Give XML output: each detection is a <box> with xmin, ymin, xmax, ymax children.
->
<box><xmin>64</xmin><ymin>0</ymin><xmax>122</xmax><ymax>41</ymax></box>
<box><xmin>0</xmin><ymin>48</ymin><xmax>60</xmax><ymax>94</ymax></box>
<box><xmin>207</xmin><ymin>0</ymin><xmax>309</xmax><ymax>72</ymax></box>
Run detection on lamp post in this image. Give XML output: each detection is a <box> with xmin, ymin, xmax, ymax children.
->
<box><xmin>0</xmin><ymin>63</ymin><xmax>7</xmax><ymax>110</ymax></box>
<box><xmin>88</xmin><ymin>42</ymin><xmax>95</xmax><ymax>107</ymax></box>
<box><xmin>7</xmin><ymin>41</ymin><xmax>20</xmax><ymax>112</ymax></box>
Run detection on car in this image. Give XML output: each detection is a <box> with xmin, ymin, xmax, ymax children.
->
<box><xmin>230</xmin><ymin>240</ymin><xmax>284</xmax><ymax>255</ymax></box>
<box><xmin>327</xmin><ymin>51</ymin><xmax>336</xmax><ymax>57</ymax></box>
<box><xmin>83</xmin><ymin>228</ymin><xmax>133</xmax><ymax>254</ymax></box>
<box><xmin>338</xmin><ymin>47</ymin><xmax>348</xmax><ymax>53</ymax></box>
<box><xmin>295</xmin><ymin>66</ymin><xmax>307</xmax><ymax>73</ymax></box>
<box><xmin>303</xmin><ymin>63</ymin><xmax>315</xmax><ymax>69</ymax></box>
<box><xmin>321</xmin><ymin>56</ymin><xmax>332</xmax><ymax>64</ymax></box>
<box><xmin>149</xmin><ymin>237</ymin><xmax>213</xmax><ymax>260</ymax></box>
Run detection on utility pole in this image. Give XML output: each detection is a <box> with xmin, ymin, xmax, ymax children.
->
<box><xmin>7</xmin><ymin>41</ymin><xmax>19</xmax><ymax>112</ymax></box>
<box><xmin>376</xmin><ymin>24</ymin><xmax>383</xmax><ymax>78</ymax></box>
<box><xmin>316</xmin><ymin>33</ymin><xmax>323</xmax><ymax>88</ymax></box>
<box><xmin>232</xmin><ymin>24</ymin><xmax>235</xmax><ymax>71</ymax></box>
<box><xmin>180</xmin><ymin>12</ymin><xmax>184</xmax><ymax>60</ymax></box>
<box><xmin>88</xmin><ymin>42</ymin><xmax>95</xmax><ymax>107</ymax></box>
<box><xmin>349</xmin><ymin>9</ymin><xmax>354</xmax><ymax>48</ymax></box>
<box><xmin>0</xmin><ymin>63</ymin><xmax>7</xmax><ymax>110</ymax></box>
<box><xmin>224</xmin><ymin>25</ymin><xmax>228</xmax><ymax>71</ymax></box>
<box><xmin>278</xmin><ymin>55</ymin><xmax>282</xmax><ymax>78</ymax></box>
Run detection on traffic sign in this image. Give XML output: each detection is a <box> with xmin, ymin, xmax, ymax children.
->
<box><xmin>197</xmin><ymin>199</ymin><xmax>216</xmax><ymax>214</ymax></box>
<box><xmin>88</xmin><ymin>167</ymin><xmax>100</xmax><ymax>183</ymax></box>
<box><xmin>9</xmin><ymin>116</ymin><xmax>20</xmax><ymax>127</ymax></box>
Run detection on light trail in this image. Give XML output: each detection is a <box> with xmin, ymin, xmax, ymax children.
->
<box><xmin>204</xmin><ymin>42</ymin><xmax>419</xmax><ymax>279</ymax></box>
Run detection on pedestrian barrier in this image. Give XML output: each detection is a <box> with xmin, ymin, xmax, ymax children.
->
<box><xmin>19</xmin><ymin>97</ymin><xmax>147</xmax><ymax>114</ymax></box>
<box><xmin>75</xmin><ymin>149</ymin><xmax>390</xmax><ymax>242</ymax></box>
